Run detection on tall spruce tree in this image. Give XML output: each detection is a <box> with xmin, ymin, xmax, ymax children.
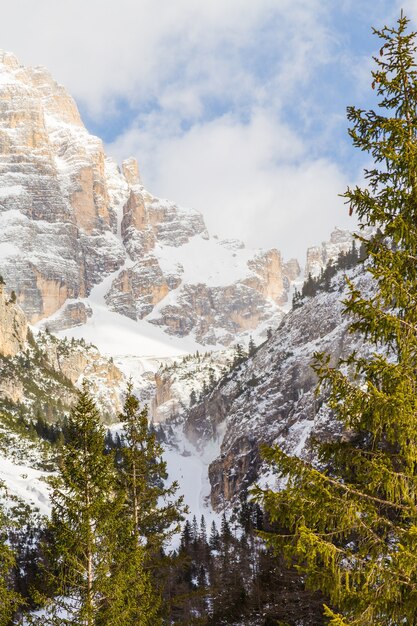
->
<box><xmin>0</xmin><ymin>481</ymin><xmax>22</xmax><ymax>626</ymax></box>
<box><xmin>37</xmin><ymin>383</ymin><xmax>119</xmax><ymax>625</ymax></box>
<box><xmin>254</xmin><ymin>13</ymin><xmax>417</xmax><ymax>626</ymax></box>
<box><xmin>117</xmin><ymin>384</ymin><xmax>186</xmax><ymax>623</ymax></box>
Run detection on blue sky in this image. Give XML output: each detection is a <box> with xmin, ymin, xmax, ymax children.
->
<box><xmin>1</xmin><ymin>0</ymin><xmax>414</xmax><ymax>259</ymax></box>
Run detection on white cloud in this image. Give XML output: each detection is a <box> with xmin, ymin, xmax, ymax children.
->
<box><xmin>1</xmin><ymin>0</ymin><xmax>331</xmax><ymax>116</ymax></box>
<box><xmin>108</xmin><ymin>110</ymin><xmax>355</xmax><ymax>260</ymax></box>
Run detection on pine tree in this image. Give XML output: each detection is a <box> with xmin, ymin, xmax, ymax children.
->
<box><xmin>233</xmin><ymin>343</ymin><xmax>245</xmax><ymax>366</ymax></box>
<box><xmin>199</xmin><ymin>515</ymin><xmax>207</xmax><ymax>546</ymax></box>
<box><xmin>191</xmin><ymin>515</ymin><xmax>199</xmax><ymax>547</ymax></box>
<box><xmin>180</xmin><ymin>520</ymin><xmax>193</xmax><ymax>552</ymax></box>
<box><xmin>0</xmin><ymin>482</ymin><xmax>22</xmax><ymax>626</ymax></box>
<box><xmin>189</xmin><ymin>389</ymin><xmax>197</xmax><ymax>406</ymax></box>
<box><xmin>209</xmin><ymin>521</ymin><xmax>220</xmax><ymax>552</ymax></box>
<box><xmin>36</xmin><ymin>383</ymin><xmax>119</xmax><ymax>625</ymax></box>
<box><xmin>255</xmin><ymin>13</ymin><xmax>417</xmax><ymax>625</ymax></box>
<box><xmin>117</xmin><ymin>384</ymin><xmax>186</xmax><ymax>623</ymax></box>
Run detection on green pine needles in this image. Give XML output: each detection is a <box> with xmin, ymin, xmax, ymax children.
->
<box><xmin>34</xmin><ymin>381</ymin><xmax>185</xmax><ymax>625</ymax></box>
<box><xmin>254</xmin><ymin>13</ymin><xmax>417</xmax><ymax>626</ymax></box>
<box><xmin>0</xmin><ymin>481</ymin><xmax>22</xmax><ymax>626</ymax></box>
<box><xmin>34</xmin><ymin>383</ymin><xmax>122</xmax><ymax>625</ymax></box>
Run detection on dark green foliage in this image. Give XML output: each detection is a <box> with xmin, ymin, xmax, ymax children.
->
<box><xmin>189</xmin><ymin>389</ymin><xmax>197</xmax><ymax>406</ymax></box>
<box><xmin>166</xmin><ymin>508</ymin><xmax>326</xmax><ymax>625</ymax></box>
<box><xmin>256</xmin><ymin>14</ymin><xmax>417</xmax><ymax>625</ymax></box>
<box><xmin>35</xmin><ymin>383</ymin><xmax>120</xmax><ymax>625</ymax></box>
<box><xmin>233</xmin><ymin>343</ymin><xmax>247</xmax><ymax>367</ymax></box>
<box><xmin>33</xmin><ymin>414</ymin><xmax>64</xmax><ymax>445</ymax></box>
<box><xmin>0</xmin><ymin>482</ymin><xmax>23</xmax><ymax>626</ymax></box>
<box><xmin>117</xmin><ymin>383</ymin><xmax>187</xmax><ymax>623</ymax></box>
<box><xmin>118</xmin><ymin>383</ymin><xmax>186</xmax><ymax>550</ymax></box>
<box><xmin>0</xmin><ymin>334</ymin><xmax>77</xmax><ymax>425</ymax></box>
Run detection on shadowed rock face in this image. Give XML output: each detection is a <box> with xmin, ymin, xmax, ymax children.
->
<box><xmin>148</xmin><ymin>282</ymin><xmax>281</xmax><ymax>345</ymax></box>
<box><xmin>0</xmin><ymin>283</ymin><xmax>27</xmax><ymax>357</ymax></box>
<box><xmin>0</xmin><ymin>51</ymin><xmax>300</xmax><ymax>345</ymax></box>
<box><xmin>182</xmin><ymin>267</ymin><xmax>370</xmax><ymax>510</ymax></box>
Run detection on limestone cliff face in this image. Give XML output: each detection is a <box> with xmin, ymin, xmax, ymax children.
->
<box><xmin>0</xmin><ymin>51</ymin><xmax>125</xmax><ymax>322</ymax></box>
<box><xmin>0</xmin><ymin>283</ymin><xmax>27</xmax><ymax>357</ymax></box>
<box><xmin>40</xmin><ymin>301</ymin><xmax>93</xmax><ymax>332</ymax></box>
<box><xmin>305</xmin><ymin>228</ymin><xmax>353</xmax><ymax>278</ymax></box>
<box><xmin>105</xmin><ymin>258</ymin><xmax>174</xmax><ymax>320</ymax></box>
<box><xmin>150</xmin><ymin>349</ymin><xmax>235</xmax><ymax>423</ymax></box>
<box><xmin>122</xmin><ymin>157</ymin><xmax>141</xmax><ymax>186</ymax></box>
<box><xmin>149</xmin><ymin>282</ymin><xmax>279</xmax><ymax>345</ymax></box>
<box><xmin>245</xmin><ymin>250</ymin><xmax>287</xmax><ymax>305</ymax></box>
<box><xmin>121</xmin><ymin>188</ymin><xmax>207</xmax><ymax>253</ymax></box>
<box><xmin>151</xmin><ymin>372</ymin><xmax>183</xmax><ymax>423</ymax></box>
<box><xmin>283</xmin><ymin>258</ymin><xmax>301</xmax><ymax>282</ymax></box>
<box><xmin>0</xmin><ymin>50</ymin><xmax>300</xmax><ymax>346</ymax></box>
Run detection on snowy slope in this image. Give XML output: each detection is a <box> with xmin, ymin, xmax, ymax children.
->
<box><xmin>180</xmin><ymin>263</ymin><xmax>373</xmax><ymax>510</ymax></box>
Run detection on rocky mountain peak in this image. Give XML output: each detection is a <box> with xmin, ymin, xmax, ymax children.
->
<box><xmin>122</xmin><ymin>157</ymin><xmax>141</xmax><ymax>186</ymax></box>
<box><xmin>305</xmin><ymin>227</ymin><xmax>353</xmax><ymax>278</ymax></box>
<box><xmin>0</xmin><ymin>51</ymin><xmax>301</xmax><ymax>348</ymax></box>
<box><xmin>0</xmin><ymin>50</ymin><xmax>20</xmax><ymax>70</ymax></box>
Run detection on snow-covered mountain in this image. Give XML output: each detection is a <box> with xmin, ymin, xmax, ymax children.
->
<box><xmin>0</xmin><ymin>50</ymin><xmax>299</xmax><ymax>351</ymax></box>
<box><xmin>0</xmin><ymin>48</ymin><xmax>364</xmax><ymax>525</ymax></box>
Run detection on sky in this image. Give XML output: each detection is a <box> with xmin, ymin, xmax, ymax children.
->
<box><xmin>1</xmin><ymin>0</ymin><xmax>415</xmax><ymax>260</ymax></box>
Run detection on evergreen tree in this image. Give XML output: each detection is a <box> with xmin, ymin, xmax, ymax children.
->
<box><xmin>233</xmin><ymin>343</ymin><xmax>245</xmax><ymax>366</ymax></box>
<box><xmin>191</xmin><ymin>515</ymin><xmax>199</xmax><ymax>547</ymax></box>
<box><xmin>180</xmin><ymin>520</ymin><xmax>193</xmax><ymax>553</ymax></box>
<box><xmin>255</xmin><ymin>14</ymin><xmax>417</xmax><ymax>625</ymax></box>
<box><xmin>209</xmin><ymin>521</ymin><xmax>220</xmax><ymax>552</ymax></box>
<box><xmin>189</xmin><ymin>389</ymin><xmax>197</xmax><ymax>406</ymax></box>
<box><xmin>117</xmin><ymin>383</ymin><xmax>186</xmax><ymax>623</ymax></box>
<box><xmin>0</xmin><ymin>482</ymin><xmax>22</xmax><ymax>626</ymax></box>
<box><xmin>220</xmin><ymin>513</ymin><xmax>232</xmax><ymax>548</ymax></box>
<box><xmin>36</xmin><ymin>383</ymin><xmax>119</xmax><ymax>625</ymax></box>
<box><xmin>199</xmin><ymin>515</ymin><xmax>207</xmax><ymax>546</ymax></box>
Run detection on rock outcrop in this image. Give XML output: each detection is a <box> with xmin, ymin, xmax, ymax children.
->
<box><xmin>37</xmin><ymin>333</ymin><xmax>124</xmax><ymax>419</ymax></box>
<box><xmin>39</xmin><ymin>301</ymin><xmax>93</xmax><ymax>332</ymax></box>
<box><xmin>0</xmin><ymin>283</ymin><xmax>27</xmax><ymax>356</ymax></box>
<box><xmin>0</xmin><ymin>277</ymin><xmax>125</xmax><ymax>420</ymax></box>
<box><xmin>305</xmin><ymin>228</ymin><xmax>353</xmax><ymax>278</ymax></box>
